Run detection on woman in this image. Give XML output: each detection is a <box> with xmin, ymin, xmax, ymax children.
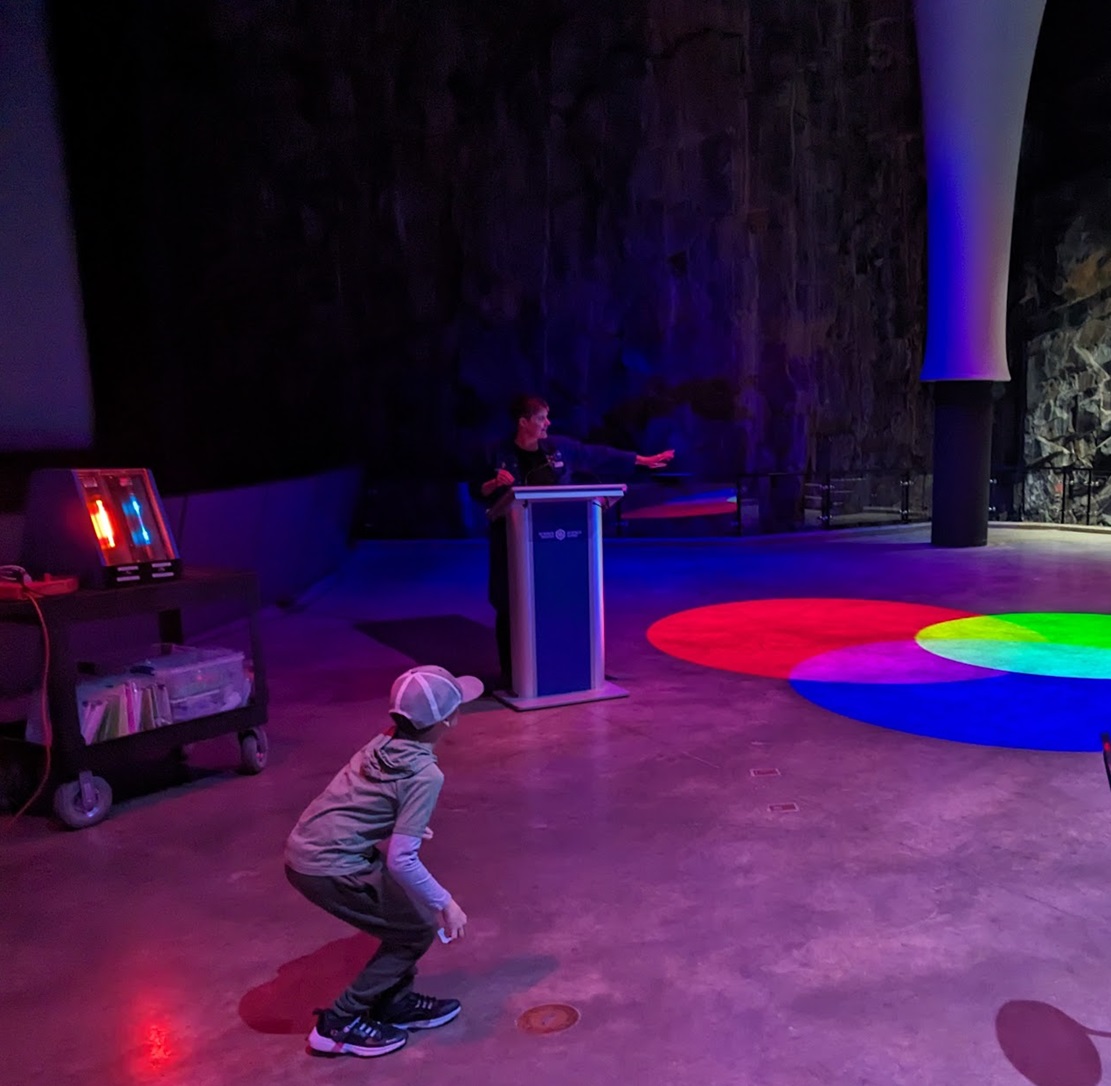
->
<box><xmin>474</xmin><ymin>394</ymin><xmax>674</xmax><ymax>688</ymax></box>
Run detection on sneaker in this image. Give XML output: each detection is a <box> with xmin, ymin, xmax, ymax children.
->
<box><xmin>378</xmin><ymin>990</ymin><xmax>462</xmax><ymax>1031</ymax></box>
<box><xmin>307</xmin><ymin>1008</ymin><xmax>407</xmax><ymax>1058</ymax></box>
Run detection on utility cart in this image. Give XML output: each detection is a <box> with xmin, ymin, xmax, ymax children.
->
<box><xmin>0</xmin><ymin>568</ymin><xmax>269</xmax><ymax>828</ymax></box>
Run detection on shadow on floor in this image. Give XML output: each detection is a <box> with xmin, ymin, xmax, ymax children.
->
<box><xmin>356</xmin><ymin>615</ymin><xmax>497</xmax><ymax>682</ymax></box>
<box><xmin>995</xmin><ymin>999</ymin><xmax>1108</xmax><ymax>1086</ymax></box>
<box><xmin>240</xmin><ymin>934</ymin><xmax>377</xmax><ymax>1035</ymax></box>
<box><xmin>240</xmin><ymin>933</ymin><xmax>558</xmax><ymax>1041</ymax></box>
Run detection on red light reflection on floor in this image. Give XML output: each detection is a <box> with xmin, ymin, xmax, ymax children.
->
<box><xmin>623</xmin><ymin>498</ymin><xmax>736</xmax><ymax>520</ymax></box>
<box><xmin>144</xmin><ymin>1022</ymin><xmax>174</xmax><ymax>1070</ymax></box>
<box><xmin>125</xmin><ymin>1013</ymin><xmax>181</xmax><ymax>1081</ymax></box>
<box><xmin>646</xmin><ymin>598</ymin><xmax>977</xmax><ymax>678</ymax></box>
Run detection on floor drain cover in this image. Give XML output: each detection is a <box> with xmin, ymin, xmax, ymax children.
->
<box><xmin>516</xmin><ymin>1003</ymin><xmax>580</xmax><ymax>1035</ymax></box>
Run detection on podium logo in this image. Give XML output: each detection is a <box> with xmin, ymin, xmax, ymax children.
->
<box><xmin>538</xmin><ymin>529</ymin><xmax>582</xmax><ymax>541</ymax></box>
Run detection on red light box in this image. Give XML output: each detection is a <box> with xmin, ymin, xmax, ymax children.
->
<box><xmin>21</xmin><ymin>468</ymin><xmax>182</xmax><ymax>587</ymax></box>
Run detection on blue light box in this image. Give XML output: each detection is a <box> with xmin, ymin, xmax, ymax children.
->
<box><xmin>21</xmin><ymin>468</ymin><xmax>182</xmax><ymax>587</ymax></box>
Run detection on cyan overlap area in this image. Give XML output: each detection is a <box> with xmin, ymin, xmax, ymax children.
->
<box><xmin>647</xmin><ymin>600</ymin><xmax>1111</xmax><ymax>751</ymax></box>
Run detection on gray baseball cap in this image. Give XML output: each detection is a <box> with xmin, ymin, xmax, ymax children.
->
<box><xmin>389</xmin><ymin>665</ymin><xmax>484</xmax><ymax>729</ymax></box>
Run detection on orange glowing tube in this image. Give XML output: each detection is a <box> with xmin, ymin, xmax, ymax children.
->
<box><xmin>89</xmin><ymin>498</ymin><xmax>117</xmax><ymax>550</ymax></box>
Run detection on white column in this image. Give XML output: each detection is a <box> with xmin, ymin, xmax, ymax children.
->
<box><xmin>914</xmin><ymin>0</ymin><xmax>1046</xmax><ymax>383</ymax></box>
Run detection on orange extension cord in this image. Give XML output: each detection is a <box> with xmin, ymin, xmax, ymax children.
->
<box><xmin>1</xmin><ymin>590</ymin><xmax>52</xmax><ymax>828</ymax></box>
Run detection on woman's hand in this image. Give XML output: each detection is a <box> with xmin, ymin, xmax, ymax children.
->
<box><xmin>480</xmin><ymin>468</ymin><xmax>516</xmax><ymax>497</ymax></box>
<box><xmin>635</xmin><ymin>449</ymin><xmax>675</xmax><ymax>470</ymax></box>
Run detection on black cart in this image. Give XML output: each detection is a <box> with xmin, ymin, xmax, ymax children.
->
<box><xmin>0</xmin><ymin>568</ymin><xmax>269</xmax><ymax>828</ymax></box>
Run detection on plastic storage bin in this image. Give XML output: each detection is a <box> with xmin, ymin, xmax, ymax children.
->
<box><xmin>131</xmin><ymin>645</ymin><xmax>252</xmax><ymax>723</ymax></box>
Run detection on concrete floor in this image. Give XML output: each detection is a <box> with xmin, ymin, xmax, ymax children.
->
<box><xmin>4</xmin><ymin>524</ymin><xmax>1111</xmax><ymax>1086</ymax></box>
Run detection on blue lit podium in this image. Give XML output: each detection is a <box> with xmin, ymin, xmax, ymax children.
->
<box><xmin>490</xmin><ymin>483</ymin><xmax>629</xmax><ymax>711</ymax></box>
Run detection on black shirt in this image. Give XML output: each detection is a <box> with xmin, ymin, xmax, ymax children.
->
<box><xmin>510</xmin><ymin>445</ymin><xmax>558</xmax><ymax>486</ymax></box>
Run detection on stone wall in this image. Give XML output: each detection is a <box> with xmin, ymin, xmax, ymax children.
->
<box><xmin>51</xmin><ymin>0</ymin><xmax>930</xmax><ymax>500</ymax></box>
<box><xmin>1013</xmin><ymin>183</ymin><xmax>1111</xmax><ymax>523</ymax></box>
<box><xmin>1006</xmin><ymin>0</ymin><xmax>1111</xmax><ymax>524</ymax></box>
<box><xmin>352</xmin><ymin>0</ymin><xmax>932</xmax><ymax>480</ymax></box>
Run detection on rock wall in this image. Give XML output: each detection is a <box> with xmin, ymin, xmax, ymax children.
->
<box><xmin>1006</xmin><ymin>0</ymin><xmax>1111</xmax><ymax>524</ymax></box>
<box><xmin>351</xmin><ymin>0</ymin><xmax>932</xmax><ymax>479</ymax></box>
<box><xmin>50</xmin><ymin>1</ymin><xmax>930</xmax><ymax>497</ymax></box>
<box><xmin>1013</xmin><ymin>183</ymin><xmax>1111</xmax><ymax>523</ymax></box>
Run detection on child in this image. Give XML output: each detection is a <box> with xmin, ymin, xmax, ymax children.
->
<box><xmin>284</xmin><ymin>664</ymin><xmax>482</xmax><ymax>1058</ymax></box>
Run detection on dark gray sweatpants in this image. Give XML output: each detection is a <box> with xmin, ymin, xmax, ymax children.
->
<box><xmin>285</xmin><ymin>863</ymin><xmax>437</xmax><ymax>1018</ymax></box>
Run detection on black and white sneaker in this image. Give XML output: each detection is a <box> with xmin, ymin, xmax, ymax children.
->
<box><xmin>378</xmin><ymin>991</ymin><xmax>462</xmax><ymax>1031</ymax></box>
<box><xmin>307</xmin><ymin>1008</ymin><xmax>407</xmax><ymax>1058</ymax></box>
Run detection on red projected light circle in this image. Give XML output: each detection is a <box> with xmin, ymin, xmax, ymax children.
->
<box><xmin>645</xmin><ymin>598</ymin><xmax>978</xmax><ymax>679</ymax></box>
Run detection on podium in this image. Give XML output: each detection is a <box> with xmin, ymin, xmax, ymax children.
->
<box><xmin>489</xmin><ymin>483</ymin><xmax>629</xmax><ymax>710</ymax></box>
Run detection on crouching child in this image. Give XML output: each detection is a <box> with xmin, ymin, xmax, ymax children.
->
<box><xmin>284</xmin><ymin>664</ymin><xmax>482</xmax><ymax>1058</ymax></box>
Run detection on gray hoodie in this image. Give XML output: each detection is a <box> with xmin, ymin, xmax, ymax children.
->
<box><xmin>285</xmin><ymin>733</ymin><xmax>445</xmax><ymax>881</ymax></box>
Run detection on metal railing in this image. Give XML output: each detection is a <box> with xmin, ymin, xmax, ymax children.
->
<box><xmin>613</xmin><ymin>469</ymin><xmax>932</xmax><ymax>537</ymax></box>
<box><xmin>356</xmin><ymin>464</ymin><xmax>1111</xmax><ymax>538</ymax></box>
<box><xmin>990</xmin><ymin>466</ymin><xmax>1111</xmax><ymax>527</ymax></box>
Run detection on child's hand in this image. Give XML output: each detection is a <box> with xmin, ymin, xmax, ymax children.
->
<box><xmin>422</xmin><ymin>826</ymin><xmax>434</xmax><ymax>840</ymax></box>
<box><xmin>439</xmin><ymin>898</ymin><xmax>468</xmax><ymax>941</ymax></box>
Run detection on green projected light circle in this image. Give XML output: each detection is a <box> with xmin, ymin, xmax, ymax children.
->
<box><xmin>916</xmin><ymin>612</ymin><xmax>1111</xmax><ymax>679</ymax></box>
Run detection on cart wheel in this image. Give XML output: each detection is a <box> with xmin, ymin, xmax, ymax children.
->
<box><xmin>238</xmin><ymin>727</ymin><xmax>269</xmax><ymax>775</ymax></box>
<box><xmin>53</xmin><ymin>775</ymin><xmax>113</xmax><ymax>830</ymax></box>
